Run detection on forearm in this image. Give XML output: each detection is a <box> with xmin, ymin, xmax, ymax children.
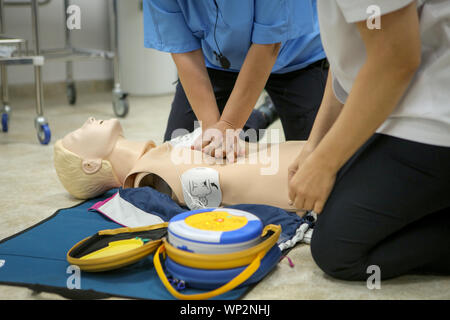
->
<box><xmin>171</xmin><ymin>49</ymin><xmax>220</xmax><ymax>128</ymax></box>
<box><xmin>220</xmin><ymin>43</ymin><xmax>281</xmax><ymax>129</ymax></box>
<box><xmin>306</xmin><ymin>68</ymin><xmax>343</xmax><ymax>149</ymax></box>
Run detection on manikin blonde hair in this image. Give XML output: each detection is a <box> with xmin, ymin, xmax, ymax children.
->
<box><xmin>53</xmin><ymin>139</ymin><xmax>121</xmax><ymax>199</ymax></box>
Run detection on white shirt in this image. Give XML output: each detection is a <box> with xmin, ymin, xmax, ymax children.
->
<box><xmin>317</xmin><ymin>0</ymin><xmax>450</xmax><ymax>147</ymax></box>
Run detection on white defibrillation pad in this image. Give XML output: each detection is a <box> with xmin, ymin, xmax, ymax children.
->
<box><xmin>180</xmin><ymin>167</ymin><xmax>222</xmax><ymax>210</ymax></box>
<box><xmin>169</xmin><ymin>127</ymin><xmax>202</xmax><ymax>148</ymax></box>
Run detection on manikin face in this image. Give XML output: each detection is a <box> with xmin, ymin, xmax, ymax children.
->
<box><xmin>62</xmin><ymin>117</ymin><xmax>123</xmax><ymax>162</ymax></box>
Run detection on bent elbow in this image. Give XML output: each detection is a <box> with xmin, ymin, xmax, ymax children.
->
<box><xmin>253</xmin><ymin>42</ymin><xmax>281</xmax><ymax>57</ymax></box>
<box><xmin>272</xmin><ymin>42</ymin><xmax>281</xmax><ymax>55</ymax></box>
<box><xmin>374</xmin><ymin>46</ymin><xmax>421</xmax><ymax>79</ymax></box>
<box><xmin>401</xmin><ymin>51</ymin><xmax>421</xmax><ymax>76</ymax></box>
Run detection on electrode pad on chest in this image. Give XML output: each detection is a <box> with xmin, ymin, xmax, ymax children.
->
<box><xmin>180</xmin><ymin>167</ymin><xmax>222</xmax><ymax>210</ymax></box>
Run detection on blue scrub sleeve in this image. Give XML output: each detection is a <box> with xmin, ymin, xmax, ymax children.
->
<box><xmin>143</xmin><ymin>0</ymin><xmax>201</xmax><ymax>53</ymax></box>
<box><xmin>252</xmin><ymin>0</ymin><xmax>316</xmax><ymax>44</ymax></box>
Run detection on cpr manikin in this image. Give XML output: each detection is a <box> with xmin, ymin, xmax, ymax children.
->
<box><xmin>54</xmin><ymin>117</ymin><xmax>305</xmax><ymax>211</ymax></box>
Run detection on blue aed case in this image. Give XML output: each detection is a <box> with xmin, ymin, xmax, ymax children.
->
<box><xmin>167</xmin><ymin>208</ymin><xmax>264</xmax><ymax>254</ymax></box>
<box><xmin>154</xmin><ymin>208</ymin><xmax>282</xmax><ymax>299</ymax></box>
<box><xmin>165</xmin><ymin>245</ymin><xmax>281</xmax><ymax>290</ymax></box>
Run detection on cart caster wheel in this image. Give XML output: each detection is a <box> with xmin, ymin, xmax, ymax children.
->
<box><xmin>67</xmin><ymin>82</ymin><xmax>77</xmax><ymax>105</ymax></box>
<box><xmin>113</xmin><ymin>95</ymin><xmax>129</xmax><ymax>118</ymax></box>
<box><xmin>37</xmin><ymin>123</ymin><xmax>51</xmax><ymax>145</ymax></box>
<box><xmin>1</xmin><ymin>113</ymin><xmax>8</xmax><ymax>132</ymax></box>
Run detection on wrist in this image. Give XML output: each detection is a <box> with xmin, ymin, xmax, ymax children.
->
<box><xmin>218</xmin><ymin>118</ymin><xmax>237</xmax><ymax>130</ymax></box>
<box><xmin>309</xmin><ymin>146</ymin><xmax>342</xmax><ymax>174</ymax></box>
<box><xmin>200</xmin><ymin>117</ymin><xmax>219</xmax><ymax>130</ymax></box>
<box><xmin>303</xmin><ymin>141</ymin><xmax>317</xmax><ymax>154</ymax></box>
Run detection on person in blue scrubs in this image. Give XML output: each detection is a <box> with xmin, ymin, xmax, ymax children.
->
<box><xmin>143</xmin><ymin>0</ymin><xmax>328</xmax><ymax>161</ymax></box>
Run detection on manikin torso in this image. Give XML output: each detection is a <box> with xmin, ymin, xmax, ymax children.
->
<box><xmin>123</xmin><ymin>139</ymin><xmax>303</xmax><ymax>211</ymax></box>
<box><xmin>60</xmin><ymin>118</ymin><xmax>302</xmax><ymax>212</ymax></box>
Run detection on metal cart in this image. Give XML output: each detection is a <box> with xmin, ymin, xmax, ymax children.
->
<box><xmin>0</xmin><ymin>0</ymin><xmax>129</xmax><ymax>145</ymax></box>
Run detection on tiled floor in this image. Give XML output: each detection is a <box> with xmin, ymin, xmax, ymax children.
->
<box><xmin>0</xmin><ymin>88</ymin><xmax>448</xmax><ymax>300</ymax></box>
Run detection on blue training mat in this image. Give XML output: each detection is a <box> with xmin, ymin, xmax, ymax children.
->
<box><xmin>0</xmin><ymin>189</ymin><xmax>250</xmax><ymax>300</ymax></box>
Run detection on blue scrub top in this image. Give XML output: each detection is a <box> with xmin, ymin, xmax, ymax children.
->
<box><xmin>143</xmin><ymin>0</ymin><xmax>326</xmax><ymax>74</ymax></box>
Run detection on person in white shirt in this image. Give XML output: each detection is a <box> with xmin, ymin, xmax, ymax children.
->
<box><xmin>288</xmin><ymin>0</ymin><xmax>450</xmax><ymax>280</ymax></box>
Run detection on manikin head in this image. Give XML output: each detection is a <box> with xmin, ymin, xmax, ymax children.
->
<box><xmin>54</xmin><ymin>117</ymin><xmax>123</xmax><ymax>199</ymax></box>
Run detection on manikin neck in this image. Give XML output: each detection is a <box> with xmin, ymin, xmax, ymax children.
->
<box><xmin>107</xmin><ymin>136</ymin><xmax>155</xmax><ymax>184</ymax></box>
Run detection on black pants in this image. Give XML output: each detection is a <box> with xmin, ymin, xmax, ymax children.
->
<box><xmin>163</xmin><ymin>60</ymin><xmax>328</xmax><ymax>142</ymax></box>
<box><xmin>311</xmin><ymin>134</ymin><xmax>450</xmax><ymax>281</ymax></box>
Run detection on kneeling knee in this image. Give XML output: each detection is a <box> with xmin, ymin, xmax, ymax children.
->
<box><xmin>310</xmin><ymin>228</ymin><xmax>367</xmax><ymax>281</ymax></box>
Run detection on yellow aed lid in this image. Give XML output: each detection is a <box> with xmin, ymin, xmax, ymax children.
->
<box><xmin>66</xmin><ymin>223</ymin><xmax>168</xmax><ymax>272</ymax></box>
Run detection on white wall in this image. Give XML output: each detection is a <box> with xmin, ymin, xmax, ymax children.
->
<box><xmin>117</xmin><ymin>0</ymin><xmax>177</xmax><ymax>95</ymax></box>
<box><xmin>3</xmin><ymin>0</ymin><xmax>112</xmax><ymax>85</ymax></box>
